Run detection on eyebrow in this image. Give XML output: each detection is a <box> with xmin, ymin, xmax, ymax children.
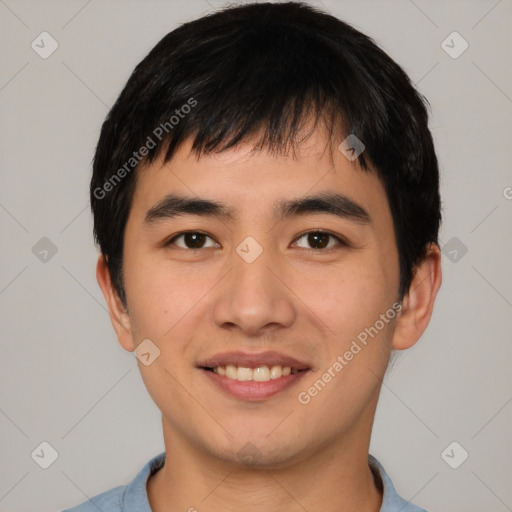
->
<box><xmin>144</xmin><ymin>192</ymin><xmax>371</xmax><ymax>225</ymax></box>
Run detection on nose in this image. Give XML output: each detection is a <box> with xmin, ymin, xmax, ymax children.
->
<box><xmin>212</xmin><ymin>242</ymin><xmax>296</xmax><ymax>338</ymax></box>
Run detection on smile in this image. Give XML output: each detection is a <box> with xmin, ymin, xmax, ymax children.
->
<box><xmin>205</xmin><ymin>364</ymin><xmax>303</xmax><ymax>382</ymax></box>
<box><xmin>198</xmin><ymin>351</ymin><xmax>311</xmax><ymax>400</ymax></box>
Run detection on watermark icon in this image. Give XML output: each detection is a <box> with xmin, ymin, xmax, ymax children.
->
<box><xmin>338</xmin><ymin>134</ymin><xmax>365</xmax><ymax>161</ymax></box>
<box><xmin>236</xmin><ymin>442</ymin><xmax>262</xmax><ymax>465</ymax></box>
<box><xmin>297</xmin><ymin>302</ymin><xmax>402</xmax><ymax>404</ymax></box>
<box><xmin>236</xmin><ymin>236</ymin><xmax>263</xmax><ymax>263</ymax></box>
<box><xmin>441</xmin><ymin>236</ymin><xmax>468</xmax><ymax>263</ymax></box>
<box><xmin>93</xmin><ymin>97</ymin><xmax>197</xmax><ymax>200</ymax></box>
<box><xmin>31</xmin><ymin>441</ymin><xmax>59</xmax><ymax>469</ymax></box>
<box><xmin>441</xmin><ymin>441</ymin><xmax>469</xmax><ymax>469</ymax></box>
<box><xmin>441</xmin><ymin>31</ymin><xmax>468</xmax><ymax>60</ymax></box>
<box><xmin>503</xmin><ymin>186</ymin><xmax>512</xmax><ymax>200</ymax></box>
<box><xmin>134</xmin><ymin>338</ymin><xmax>161</xmax><ymax>366</ymax></box>
<box><xmin>31</xmin><ymin>32</ymin><xmax>59</xmax><ymax>59</ymax></box>
<box><xmin>32</xmin><ymin>237</ymin><xmax>58</xmax><ymax>263</ymax></box>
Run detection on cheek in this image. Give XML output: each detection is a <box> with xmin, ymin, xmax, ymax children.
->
<box><xmin>306</xmin><ymin>256</ymin><xmax>398</xmax><ymax>368</ymax></box>
<box><xmin>123</xmin><ymin>253</ymin><xmax>179</xmax><ymax>337</ymax></box>
<box><xmin>313</xmin><ymin>264</ymin><xmax>385</xmax><ymax>328</ymax></box>
<box><xmin>123</xmin><ymin>253</ymin><xmax>218</xmax><ymax>348</ymax></box>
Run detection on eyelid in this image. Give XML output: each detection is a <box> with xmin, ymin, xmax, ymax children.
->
<box><xmin>164</xmin><ymin>231</ymin><xmax>220</xmax><ymax>249</ymax></box>
<box><xmin>291</xmin><ymin>229</ymin><xmax>348</xmax><ymax>250</ymax></box>
<box><xmin>164</xmin><ymin>229</ymin><xmax>348</xmax><ymax>251</ymax></box>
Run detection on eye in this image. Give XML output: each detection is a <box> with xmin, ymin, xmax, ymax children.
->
<box><xmin>165</xmin><ymin>230</ymin><xmax>346</xmax><ymax>251</ymax></box>
<box><xmin>293</xmin><ymin>230</ymin><xmax>347</xmax><ymax>251</ymax></box>
<box><xmin>166</xmin><ymin>231</ymin><xmax>219</xmax><ymax>250</ymax></box>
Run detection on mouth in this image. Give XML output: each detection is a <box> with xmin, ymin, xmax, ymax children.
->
<box><xmin>202</xmin><ymin>364</ymin><xmax>305</xmax><ymax>382</ymax></box>
<box><xmin>197</xmin><ymin>351</ymin><xmax>311</xmax><ymax>401</ymax></box>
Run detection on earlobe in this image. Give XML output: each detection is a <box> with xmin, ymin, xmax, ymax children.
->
<box><xmin>96</xmin><ymin>254</ymin><xmax>135</xmax><ymax>352</ymax></box>
<box><xmin>392</xmin><ymin>243</ymin><xmax>442</xmax><ymax>350</ymax></box>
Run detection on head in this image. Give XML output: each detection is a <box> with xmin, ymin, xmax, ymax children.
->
<box><xmin>93</xmin><ymin>2</ymin><xmax>441</xmax><ymax>466</ymax></box>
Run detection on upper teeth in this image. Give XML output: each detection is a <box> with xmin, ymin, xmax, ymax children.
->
<box><xmin>212</xmin><ymin>364</ymin><xmax>298</xmax><ymax>381</ymax></box>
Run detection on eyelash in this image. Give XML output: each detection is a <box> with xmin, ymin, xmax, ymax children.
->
<box><xmin>164</xmin><ymin>230</ymin><xmax>348</xmax><ymax>253</ymax></box>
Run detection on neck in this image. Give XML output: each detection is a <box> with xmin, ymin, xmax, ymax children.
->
<box><xmin>148</xmin><ymin>416</ymin><xmax>382</xmax><ymax>512</ymax></box>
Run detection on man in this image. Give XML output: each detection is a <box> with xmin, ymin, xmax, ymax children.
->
<box><xmin>64</xmin><ymin>2</ymin><xmax>442</xmax><ymax>510</ymax></box>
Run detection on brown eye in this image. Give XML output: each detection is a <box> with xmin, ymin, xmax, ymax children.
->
<box><xmin>183</xmin><ymin>233</ymin><xmax>206</xmax><ymax>248</ymax></box>
<box><xmin>308</xmin><ymin>232</ymin><xmax>330</xmax><ymax>249</ymax></box>
<box><xmin>167</xmin><ymin>232</ymin><xmax>218</xmax><ymax>249</ymax></box>
<box><xmin>294</xmin><ymin>231</ymin><xmax>345</xmax><ymax>250</ymax></box>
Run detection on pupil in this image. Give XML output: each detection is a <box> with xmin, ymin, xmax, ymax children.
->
<box><xmin>186</xmin><ymin>233</ymin><xmax>205</xmax><ymax>248</ymax></box>
<box><xmin>309</xmin><ymin>232</ymin><xmax>328</xmax><ymax>249</ymax></box>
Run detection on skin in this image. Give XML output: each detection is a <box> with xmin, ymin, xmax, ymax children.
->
<box><xmin>97</xmin><ymin>126</ymin><xmax>442</xmax><ymax>512</ymax></box>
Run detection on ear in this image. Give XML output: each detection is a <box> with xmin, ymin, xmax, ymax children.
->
<box><xmin>392</xmin><ymin>243</ymin><xmax>442</xmax><ymax>350</ymax></box>
<box><xmin>96</xmin><ymin>254</ymin><xmax>136</xmax><ymax>352</ymax></box>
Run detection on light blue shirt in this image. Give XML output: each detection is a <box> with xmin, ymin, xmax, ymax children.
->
<box><xmin>62</xmin><ymin>452</ymin><xmax>427</xmax><ymax>512</ymax></box>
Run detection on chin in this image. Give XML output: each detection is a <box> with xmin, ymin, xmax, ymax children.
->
<box><xmin>203</xmin><ymin>430</ymin><xmax>306</xmax><ymax>469</ymax></box>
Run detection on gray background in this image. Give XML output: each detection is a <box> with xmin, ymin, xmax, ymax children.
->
<box><xmin>1</xmin><ymin>0</ymin><xmax>511</xmax><ymax>511</ymax></box>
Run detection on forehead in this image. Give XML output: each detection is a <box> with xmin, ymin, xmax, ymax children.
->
<box><xmin>129</xmin><ymin>130</ymin><xmax>391</xmax><ymax>227</ymax></box>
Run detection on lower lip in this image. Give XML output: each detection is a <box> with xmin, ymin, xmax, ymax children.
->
<box><xmin>200</xmin><ymin>368</ymin><xmax>309</xmax><ymax>401</ymax></box>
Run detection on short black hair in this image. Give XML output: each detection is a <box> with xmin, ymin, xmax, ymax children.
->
<box><xmin>91</xmin><ymin>1</ymin><xmax>441</xmax><ymax>307</ymax></box>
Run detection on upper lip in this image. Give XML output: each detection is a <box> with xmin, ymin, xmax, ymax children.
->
<box><xmin>197</xmin><ymin>351</ymin><xmax>310</xmax><ymax>370</ymax></box>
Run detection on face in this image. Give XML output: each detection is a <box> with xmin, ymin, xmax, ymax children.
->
<box><xmin>105</xmin><ymin>128</ymin><xmax>405</xmax><ymax>467</ymax></box>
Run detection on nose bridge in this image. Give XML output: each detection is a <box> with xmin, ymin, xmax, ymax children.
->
<box><xmin>212</xmin><ymin>237</ymin><xmax>296</xmax><ymax>335</ymax></box>
<box><xmin>234</xmin><ymin>239</ymin><xmax>276</xmax><ymax>294</ymax></box>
